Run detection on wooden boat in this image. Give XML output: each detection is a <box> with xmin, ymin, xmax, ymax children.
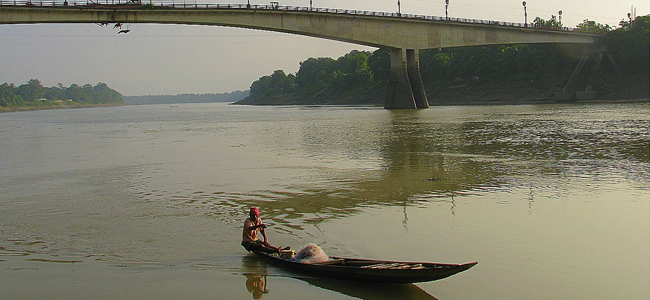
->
<box><xmin>252</xmin><ymin>251</ymin><xmax>477</xmax><ymax>284</ymax></box>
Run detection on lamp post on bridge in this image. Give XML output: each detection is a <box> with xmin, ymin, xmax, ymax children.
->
<box><xmin>397</xmin><ymin>0</ymin><xmax>401</xmax><ymax>16</ymax></box>
<box><xmin>558</xmin><ymin>10</ymin><xmax>562</xmax><ymax>27</ymax></box>
<box><xmin>309</xmin><ymin>0</ymin><xmax>312</xmax><ymax>10</ymax></box>
<box><xmin>445</xmin><ymin>0</ymin><xmax>449</xmax><ymax>20</ymax></box>
<box><xmin>522</xmin><ymin>1</ymin><xmax>527</xmax><ymax>27</ymax></box>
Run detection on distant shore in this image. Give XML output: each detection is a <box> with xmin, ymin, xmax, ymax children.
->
<box><xmin>0</xmin><ymin>102</ymin><xmax>124</xmax><ymax>113</ymax></box>
<box><xmin>3</xmin><ymin>72</ymin><xmax>646</xmax><ymax>113</ymax></box>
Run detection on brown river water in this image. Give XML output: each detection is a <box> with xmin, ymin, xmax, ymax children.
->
<box><xmin>1</xmin><ymin>102</ymin><xmax>648</xmax><ymax>299</ymax></box>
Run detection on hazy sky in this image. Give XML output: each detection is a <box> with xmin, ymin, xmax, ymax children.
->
<box><xmin>1</xmin><ymin>0</ymin><xmax>647</xmax><ymax>96</ymax></box>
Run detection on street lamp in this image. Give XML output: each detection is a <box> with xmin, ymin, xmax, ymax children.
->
<box><xmin>397</xmin><ymin>0</ymin><xmax>401</xmax><ymax>15</ymax></box>
<box><xmin>522</xmin><ymin>1</ymin><xmax>527</xmax><ymax>27</ymax></box>
<box><xmin>558</xmin><ymin>10</ymin><xmax>562</xmax><ymax>26</ymax></box>
<box><xmin>309</xmin><ymin>0</ymin><xmax>312</xmax><ymax>10</ymax></box>
<box><xmin>445</xmin><ymin>0</ymin><xmax>449</xmax><ymax>20</ymax></box>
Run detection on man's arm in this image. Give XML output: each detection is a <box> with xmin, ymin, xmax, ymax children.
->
<box><xmin>260</xmin><ymin>226</ymin><xmax>269</xmax><ymax>245</ymax></box>
<box><xmin>248</xmin><ymin>223</ymin><xmax>267</xmax><ymax>231</ymax></box>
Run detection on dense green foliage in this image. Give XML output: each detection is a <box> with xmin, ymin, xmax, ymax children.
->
<box><xmin>0</xmin><ymin>79</ymin><xmax>123</xmax><ymax>108</ymax></box>
<box><xmin>419</xmin><ymin>44</ymin><xmax>576</xmax><ymax>83</ymax></box>
<box><xmin>242</xmin><ymin>43</ymin><xmax>577</xmax><ymax>104</ymax></box>
<box><xmin>240</xmin><ymin>15</ymin><xmax>648</xmax><ymax>105</ymax></box>
<box><xmin>533</xmin><ymin>15</ymin><xmax>564</xmax><ymax>29</ymax></box>
<box><xmin>601</xmin><ymin>15</ymin><xmax>650</xmax><ymax>74</ymax></box>
<box><xmin>250</xmin><ymin>70</ymin><xmax>296</xmax><ymax>97</ymax></box>
<box><xmin>576</xmin><ymin>19</ymin><xmax>613</xmax><ymax>33</ymax></box>
<box><xmin>247</xmin><ymin>51</ymin><xmax>375</xmax><ymax>99</ymax></box>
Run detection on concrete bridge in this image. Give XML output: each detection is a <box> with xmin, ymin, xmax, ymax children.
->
<box><xmin>0</xmin><ymin>1</ymin><xmax>600</xmax><ymax>108</ymax></box>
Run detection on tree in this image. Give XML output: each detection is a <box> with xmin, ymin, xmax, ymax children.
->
<box><xmin>93</xmin><ymin>82</ymin><xmax>123</xmax><ymax>103</ymax></box>
<box><xmin>16</xmin><ymin>79</ymin><xmax>44</xmax><ymax>102</ymax></box>
<box><xmin>43</xmin><ymin>85</ymin><xmax>65</xmax><ymax>101</ymax></box>
<box><xmin>367</xmin><ymin>49</ymin><xmax>390</xmax><ymax>83</ymax></box>
<box><xmin>332</xmin><ymin>50</ymin><xmax>373</xmax><ymax>88</ymax></box>
<box><xmin>600</xmin><ymin>15</ymin><xmax>649</xmax><ymax>74</ymax></box>
<box><xmin>65</xmin><ymin>84</ymin><xmax>87</xmax><ymax>102</ymax></box>
<box><xmin>336</xmin><ymin>50</ymin><xmax>371</xmax><ymax>75</ymax></box>
<box><xmin>533</xmin><ymin>15</ymin><xmax>563</xmax><ymax>29</ymax></box>
<box><xmin>0</xmin><ymin>83</ymin><xmax>24</xmax><ymax>107</ymax></box>
<box><xmin>249</xmin><ymin>70</ymin><xmax>295</xmax><ymax>96</ymax></box>
<box><xmin>576</xmin><ymin>19</ymin><xmax>612</xmax><ymax>33</ymax></box>
<box><xmin>295</xmin><ymin>57</ymin><xmax>338</xmax><ymax>88</ymax></box>
<box><xmin>0</xmin><ymin>80</ymin><xmax>122</xmax><ymax>107</ymax></box>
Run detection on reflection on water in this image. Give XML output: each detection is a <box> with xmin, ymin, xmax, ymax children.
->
<box><xmin>185</xmin><ymin>104</ymin><xmax>649</xmax><ymax>237</ymax></box>
<box><xmin>242</xmin><ymin>255</ymin><xmax>270</xmax><ymax>299</ymax></box>
<box><xmin>244</xmin><ymin>273</ymin><xmax>270</xmax><ymax>299</ymax></box>
<box><xmin>301</xmin><ymin>278</ymin><xmax>439</xmax><ymax>300</ymax></box>
<box><xmin>241</xmin><ymin>254</ymin><xmax>439</xmax><ymax>300</ymax></box>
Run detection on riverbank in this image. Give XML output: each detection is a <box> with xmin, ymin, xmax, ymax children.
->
<box><xmin>0</xmin><ymin>101</ymin><xmax>124</xmax><ymax>113</ymax></box>
<box><xmin>428</xmin><ymin>73</ymin><xmax>649</xmax><ymax>105</ymax></box>
<box><xmin>235</xmin><ymin>72</ymin><xmax>649</xmax><ymax>106</ymax></box>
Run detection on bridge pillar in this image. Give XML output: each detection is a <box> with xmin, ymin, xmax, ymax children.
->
<box><xmin>385</xmin><ymin>48</ymin><xmax>429</xmax><ymax>109</ymax></box>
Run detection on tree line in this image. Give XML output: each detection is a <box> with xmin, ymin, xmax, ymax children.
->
<box><xmin>239</xmin><ymin>15</ymin><xmax>648</xmax><ymax>105</ymax></box>
<box><xmin>123</xmin><ymin>90</ymin><xmax>248</xmax><ymax>105</ymax></box>
<box><xmin>0</xmin><ymin>79</ymin><xmax>123</xmax><ymax>108</ymax></box>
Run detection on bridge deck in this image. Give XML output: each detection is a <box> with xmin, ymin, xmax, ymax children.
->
<box><xmin>0</xmin><ymin>0</ymin><xmax>586</xmax><ymax>33</ymax></box>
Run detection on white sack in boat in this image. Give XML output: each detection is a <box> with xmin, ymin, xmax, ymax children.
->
<box><xmin>293</xmin><ymin>243</ymin><xmax>329</xmax><ymax>264</ymax></box>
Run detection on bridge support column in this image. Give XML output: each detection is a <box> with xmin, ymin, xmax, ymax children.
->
<box><xmin>385</xmin><ymin>48</ymin><xmax>429</xmax><ymax>109</ymax></box>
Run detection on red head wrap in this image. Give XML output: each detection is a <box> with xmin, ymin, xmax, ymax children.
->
<box><xmin>250</xmin><ymin>207</ymin><xmax>260</xmax><ymax>216</ymax></box>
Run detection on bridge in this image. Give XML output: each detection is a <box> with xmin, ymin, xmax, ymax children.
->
<box><xmin>0</xmin><ymin>1</ymin><xmax>600</xmax><ymax>109</ymax></box>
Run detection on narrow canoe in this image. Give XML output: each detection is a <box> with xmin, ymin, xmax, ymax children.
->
<box><xmin>252</xmin><ymin>251</ymin><xmax>477</xmax><ymax>284</ymax></box>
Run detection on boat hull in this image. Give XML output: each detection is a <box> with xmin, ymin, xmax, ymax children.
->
<box><xmin>252</xmin><ymin>251</ymin><xmax>477</xmax><ymax>284</ymax></box>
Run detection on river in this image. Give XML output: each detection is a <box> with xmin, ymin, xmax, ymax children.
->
<box><xmin>1</xmin><ymin>102</ymin><xmax>648</xmax><ymax>299</ymax></box>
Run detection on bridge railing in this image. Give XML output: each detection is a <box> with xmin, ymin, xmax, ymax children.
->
<box><xmin>0</xmin><ymin>0</ymin><xmax>580</xmax><ymax>31</ymax></box>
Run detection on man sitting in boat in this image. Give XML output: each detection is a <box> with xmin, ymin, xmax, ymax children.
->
<box><xmin>241</xmin><ymin>207</ymin><xmax>289</xmax><ymax>253</ymax></box>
